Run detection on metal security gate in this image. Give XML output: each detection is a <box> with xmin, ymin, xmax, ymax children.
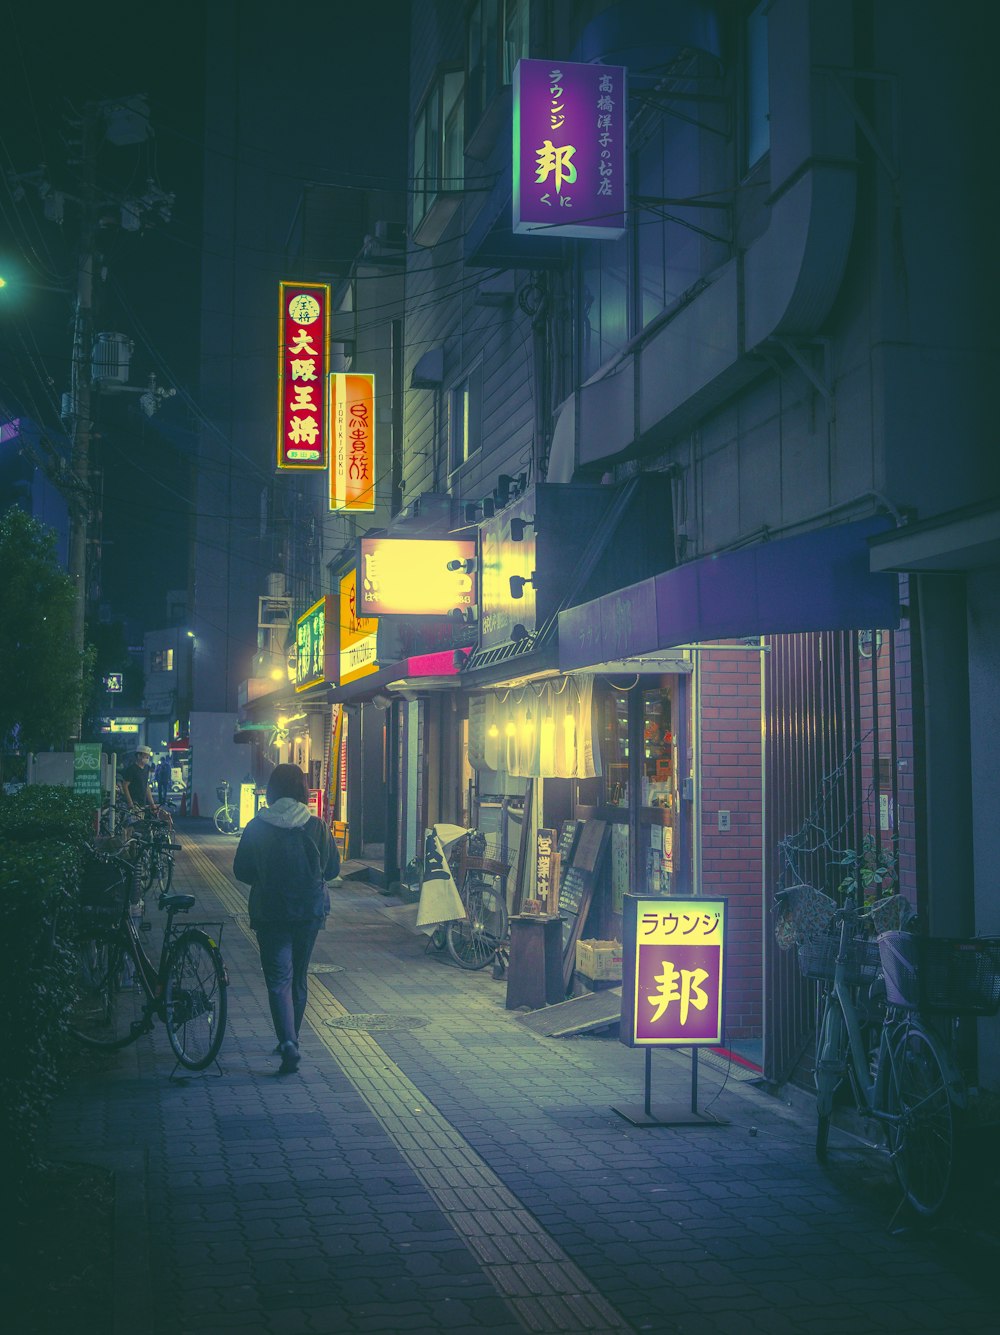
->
<box><xmin>763</xmin><ymin>628</ymin><xmax>905</xmax><ymax>1087</ymax></box>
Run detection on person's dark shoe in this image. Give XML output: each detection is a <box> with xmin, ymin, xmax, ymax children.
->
<box><xmin>278</xmin><ymin>1041</ymin><xmax>300</xmax><ymax>1074</ymax></box>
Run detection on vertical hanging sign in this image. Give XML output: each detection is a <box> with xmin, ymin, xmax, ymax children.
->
<box><xmin>339</xmin><ymin>568</ymin><xmax>379</xmax><ymax>685</ymax></box>
<box><xmin>513</xmin><ymin>58</ymin><xmax>627</xmax><ymax>239</ymax></box>
<box><xmin>277</xmin><ymin>281</ymin><xmax>330</xmax><ymax>470</ymax></box>
<box><xmin>330</xmin><ymin>373</ymin><xmax>376</xmax><ymax>511</ymax></box>
<box><xmin>620</xmin><ymin>895</ymin><xmax>728</xmax><ymax>1048</ymax></box>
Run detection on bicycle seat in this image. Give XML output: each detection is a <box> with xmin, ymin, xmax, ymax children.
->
<box><xmin>160</xmin><ymin>893</ymin><xmax>196</xmax><ymax>913</ymax></box>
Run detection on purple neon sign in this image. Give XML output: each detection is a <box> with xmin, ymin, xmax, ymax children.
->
<box><xmin>513</xmin><ymin>58</ymin><xmax>627</xmax><ymax>240</ymax></box>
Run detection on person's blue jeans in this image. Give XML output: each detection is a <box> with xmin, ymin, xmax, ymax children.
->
<box><xmin>255</xmin><ymin>919</ymin><xmax>322</xmax><ymax>1047</ymax></box>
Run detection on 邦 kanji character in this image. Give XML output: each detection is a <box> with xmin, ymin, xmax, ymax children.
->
<box><xmin>535</xmin><ymin>140</ymin><xmax>578</xmax><ymax>193</ymax></box>
<box><xmin>648</xmin><ymin>962</ymin><xmax>710</xmax><ymax>1026</ymax></box>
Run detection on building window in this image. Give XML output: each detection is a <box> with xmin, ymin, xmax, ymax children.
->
<box><xmin>745</xmin><ymin>0</ymin><xmax>770</xmax><ymax>170</ymax></box>
<box><xmin>151</xmin><ymin>649</ymin><xmax>174</xmax><ymax>673</ymax></box>
<box><xmin>449</xmin><ymin>363</ymin><xmax>483</xmax><ymax>472</ymax></box>
<box><xmin>467</xmin><ymin>0</ymin><xmax>530</xmax><ymax>141</ymax></box>
<box><xmin>413</xmin><ymin>68</ymin><xmax>465</xmax><ymax>244</ymax></box>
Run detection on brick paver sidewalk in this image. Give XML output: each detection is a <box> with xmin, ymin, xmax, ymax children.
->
<box><xmin>46</xmin><ymin>825</ymin><xmax>999</xmax><ymax>1334</ymax></box>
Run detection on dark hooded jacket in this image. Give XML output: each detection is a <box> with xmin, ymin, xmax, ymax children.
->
<box><xmin>233</xmin><ymin>797</ymin><xmax>340</xmax><ymax>929</ymax></box>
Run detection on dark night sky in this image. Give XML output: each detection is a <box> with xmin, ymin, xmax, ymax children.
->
<box><xmin>2</xmin><ymin>1</ymin><xmax>411</xmax><ymax>628</ymax></box>
<box><xmin>0</xmin><ymin>0</ymin><xmax>208</xmax><ymax>624</ymax></box>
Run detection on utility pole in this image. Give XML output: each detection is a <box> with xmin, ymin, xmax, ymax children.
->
<box><xmin>8</xmin><ymin>94</ymin><xmax>175</xmax><ymax>740</ymax></box>
<box><xmin>66</xmin><ymin>107</ymin><xmax>98</xmax><ymax>739</ymax></box>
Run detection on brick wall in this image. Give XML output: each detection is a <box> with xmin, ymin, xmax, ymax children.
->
<box><xmin>699</xmin><ymin>647</ymin><xmax>764</xmax><ymax>1040</ymax></box>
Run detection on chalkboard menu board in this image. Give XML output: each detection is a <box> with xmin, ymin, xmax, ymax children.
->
<box><xmin>557</xmin><ymin>820</ymin><xmax>583</xmax><ymax>864</ymax></box>
<box><xmin>557</xmin><ymin>818</ymin><xmax>610</xmax><ymax>988</ymax></box>
<box><xmin>559</xmin><ymin>866</ymin><xmax>587</xmax><ymax>920</ymax></box>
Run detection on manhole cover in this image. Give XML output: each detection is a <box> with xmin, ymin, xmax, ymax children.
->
<box><xmin>308</xmin><ymin>963</ymin><xmax>344</xmax><ymax>974</ymax></box>
<box><xmin>325</xmin><ymin>1013</ymin><xmax>429</xmax><ymax>1032</ymax></box>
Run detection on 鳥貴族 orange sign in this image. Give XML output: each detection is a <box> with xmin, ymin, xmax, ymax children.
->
<box><xmin>330</xmin><ymin>373</ymin><xmax>376</xmax><ymax>511</ymax></box>
<box><xmin>620</xmin><ymin>896</ymin><xmax>728</xmax><ymax>1047</ymax></box>
<box><xmin>277</xmin><ymin>281</ymin><xmax>330</xmax><ymax>470</ymax></box>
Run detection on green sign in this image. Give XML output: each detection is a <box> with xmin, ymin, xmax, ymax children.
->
<box><xmin>73</xmin><ymin>742</ymin><xmax>103</xmax><ymax>798</ymax></box>
<box><xmin>296</xmin><ymin>595</ymin><xmax>332</xmax><ymax>692</ymax></box>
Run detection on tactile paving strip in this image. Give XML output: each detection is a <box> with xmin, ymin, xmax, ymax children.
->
<box><xmin>185</xmin><ymin>841</ymin><xmax>633</xmax><ymax>1333</ymax></box>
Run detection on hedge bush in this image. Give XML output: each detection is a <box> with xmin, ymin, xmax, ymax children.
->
<box><xmin>0</xmin><ymin>786</ymin><xmax>98</xmax><ymax>1196</ymax></box>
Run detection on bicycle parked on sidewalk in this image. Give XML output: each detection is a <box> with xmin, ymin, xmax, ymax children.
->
<box><xmin>70</xmin><ymin>848</ymin><xmax>228</xmax><ymax>1070</ymax></box>
<box><xmin>125</xmin><ymin>809</ymin><xmax>180</xmax><ymax>895</ymax></box>
<box><xmin>798</xmin><ymin>894</ymin><xmax>1000</xmax><ymax>1218</ymax></box>
<box><xmin>213</xmin><ymin>779</ymin><xmax>240</xmax><ymax>834</ymax></box>
<box><xmin>420</xmin><ymin>826</ymin><xmax>510</xmax><ymax>970</ymax></box>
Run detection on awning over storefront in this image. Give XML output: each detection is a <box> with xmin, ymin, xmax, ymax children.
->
<box><xmin>559</xmin><ymin>517</ymin><xmax>900</xmax><ymax>670</ymax></box>
<box><xmin>868</xmin><ymin>500</ymin><xmax>1000</xmax><ymax>573</ymax></box>
<box><xmin>331</xmin><ymin>648</ymin><xmax>470</xmax><ymax>705</ymax></box>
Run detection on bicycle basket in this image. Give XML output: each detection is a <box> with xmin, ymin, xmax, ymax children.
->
<box><xmin>216</xmin><ymin>784</ymin><xmax>229</xmax><ymax>803</ymax></box>
<box><xmin>879</xmin><ymin>932</ymin><xmax>1000</xmax><ymax>1016</ymax></box>
<box><xmin>798</xmin><ymin>933</ymin><xmax>881</xmax><ymax>986</ymax></box>
<box><xmin>77</xmin><ymin>855</ymin><xmax>130</xmax><ymax>927</ymax></box>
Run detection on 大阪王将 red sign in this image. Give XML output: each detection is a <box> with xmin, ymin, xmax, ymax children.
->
<box><xmin>277</xmin><ymin>281</ymin><xmax>330</xmax><ymax>470</ymax></box>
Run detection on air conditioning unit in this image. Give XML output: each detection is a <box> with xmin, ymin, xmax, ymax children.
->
<box><xmin>374</xmin><ymin>220</ymin><xmax>406</xmax><ymax>248</ymax></box>
<box><xmin>91</xmin><ymin>332</ymin><xmax>134</xmax><ymax>387</ymax></box>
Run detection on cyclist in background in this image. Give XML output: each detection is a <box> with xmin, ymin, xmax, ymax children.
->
<box><xmin>122</xmin><ymin>745</ymin><xmax>172</xmax><ymax>826</ymax></box>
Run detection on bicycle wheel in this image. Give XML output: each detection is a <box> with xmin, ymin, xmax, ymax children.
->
<box><xmin>887</xmin><ymin>1022</ymin><xmax>955</xmax><ymax>1217</ymax></box>
<box><xmin>213</xmin><ymin>805</ymin><xmax>238</xmax><ymax>835</ymax></box>
<box><xmin>153</xmin><ymin>849</ymin><xmax>174</xmax><ymax>895</ymax></box>
<box><xmin>813</xmin><ymin>994</ymin><xmax>847</xmax><ymax>1161</ymax></box>
<box><xmin>69</xmin><ymin>935</ymin><xmax>142</xmax><ymax>1049</ymax></box>
<box><xmin>165</xmin><ymin>931</ymin><xmax>228</xmax><ymax>1070</ymax></box>
<box><xmin>133</xmin><ymin>841</ymin><xmax>154</xmax><ymax>893</ymax></box>
<box><xmin>446</xmin><ymin>879</ymin><xmax>509</xmax><ymax>970</ymax></box>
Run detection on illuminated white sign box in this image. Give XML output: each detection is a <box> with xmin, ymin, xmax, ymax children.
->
<box><xmin>358</xmin><ymin>538</ymin><xmax>478</xmax><ymax>617</ymax></box>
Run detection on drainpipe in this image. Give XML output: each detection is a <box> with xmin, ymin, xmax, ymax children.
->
<box><xmin>759</xmin><ymin>641</ymin><xmax>768</xmax><ymax>1074</ymax></box>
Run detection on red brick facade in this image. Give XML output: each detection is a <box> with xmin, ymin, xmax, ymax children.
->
<box><xmin>698</xmin><ymin>647</ymin><xmax>764</xmax><ymax>1041</ymax></box>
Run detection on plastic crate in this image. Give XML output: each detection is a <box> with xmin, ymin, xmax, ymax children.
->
<box><xmin>879</xmin><ymin>932</ymin><xmax>1000</xmax><ymax>1016</ymax></box>
<box><xmin>576</xmin><ymin>939</ymin><xmax>623</xmax><ymax>981</ymax></box>
<box><xmin>797</xmin><ymin>933</ymin><xmax>881</xmax><ymax>986</ymax></box>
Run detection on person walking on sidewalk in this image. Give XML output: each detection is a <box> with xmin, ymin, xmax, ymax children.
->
<box><xmin>154</xmin><ymin>754</ymin><xmax>172</xmax><ymax>806</ymax></box>
<box><xmin>233</xmin><ymin>763</ymin><xmax>340</xmax><ymax>1074</ymax></box>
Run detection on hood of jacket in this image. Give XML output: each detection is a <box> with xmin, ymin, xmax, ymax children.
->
<box><xmin>256</xmin><ymin>797</ymin><xmax>312</xmax><ymax>829</ymax></box>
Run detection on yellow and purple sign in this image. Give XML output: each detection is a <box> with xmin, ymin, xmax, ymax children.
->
<box><xmin>621</xmin><ymin>895</ymin><xmax>727</xmax><ymax>1047</ymax></box>
<box><xmin>330</xmin><ymin>373</ymin><xmax>376</xmax><ymax>512</ymax></box>
<box><xmin>277</xmin><ymin>281</ymin><xmax>330</xmax><ymax>470</ymax></box>
<box><xmin>513</xmin><ymin>58</ymin><xmax>627</xmax><ymax>240</ymax></box>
